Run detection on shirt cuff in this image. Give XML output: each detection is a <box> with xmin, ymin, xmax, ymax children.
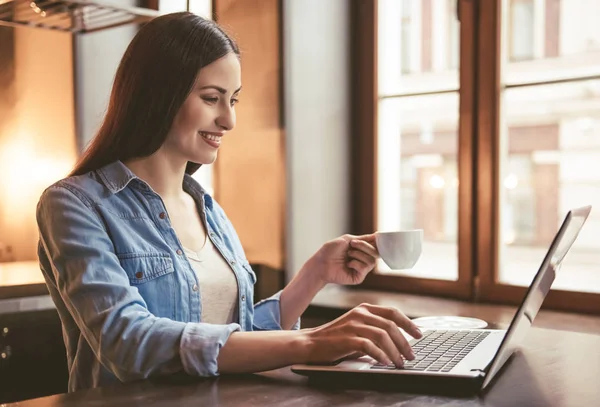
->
<box><xmin>253</xmin><ymin>290</ymin><xmax>301</xmax><ymax>331</ymax></box>
<box><xmin>179</xmin><ymin>322</ymin><xmax>241</xmax><ymax>376</ymax></box>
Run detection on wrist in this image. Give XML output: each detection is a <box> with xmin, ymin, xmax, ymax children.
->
<box><xmin>299</xmin><ymin>254</ymin><xmax>328</xmax><ymax>288</ymax></box>
<box><xmin>279</xmin><ymin>259</ymin><xmax>326</xmax><ymax>330</ymax></box>
<box><xmin>295</xmin><ymin>329</ymin><xmax>316</xmax><ymax>364</ymax></box>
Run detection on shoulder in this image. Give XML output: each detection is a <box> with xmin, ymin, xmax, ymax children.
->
<box><xmin>37</xmin><ymin>171</ymin><xmax>108</xmax><ymax>213</ymax></box>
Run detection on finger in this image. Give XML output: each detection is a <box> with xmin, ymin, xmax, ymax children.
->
<box><xmin>362</xmin><ymin>304</ymin><xmax>423</xmax><ymax>340</ymax></box>
<box><xmin>360</xmin><ymin>312</ymin><xmax>415</xmax><ymax>362</ymax></box>
<box><xmin>347</xmin><ymin>259</ymin><xmax>373</xmax><ymax>276</ymax></box>
<box><xmin>356</xmin><ymin>310</ymin><xmax>414</xmax><ymax>361</ymax></box>
<box><xmin>347</xmin><ymin>233</ymin><xmax>376</xmax><ymax>243</ymax></box>
<box><xmin>347</xmin><ymin>249</ymin><xmax>376</xmax><ymax>266</ymax></box>
<box><xmin>355</xmin><ymin>338</ymin><xmax>394</xmax><ymax>367</ymax></box>
<box><xmin>350</xmin><ymin>239</ymin><xmax>379</xmax><ymax>257</ymax></box>
<box><xmin>335</xmin><ymin>351</ymin><xmax>367</xmax><ymax>364</ymax></box>
<box><xmin>345</xmin><ymin>351</ymin><xmax>366</xmax><ymax>360</ymax></box>
<box><xmin>357</xmin><ymin>325</ymin><xmax>405</xmax><ymax>366</ymax></box>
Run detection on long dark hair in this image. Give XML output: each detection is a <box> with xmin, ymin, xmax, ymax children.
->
<box><xmin>70</xmin><ymin>12</ymin><xmax>239</xmax><ymax>177</ymax></box>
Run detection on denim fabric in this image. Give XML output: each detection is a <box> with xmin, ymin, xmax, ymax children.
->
<box><xmin>36</xmin><ymin>161</ymin><xmax>299</xmax><ymax>392</ymax></box>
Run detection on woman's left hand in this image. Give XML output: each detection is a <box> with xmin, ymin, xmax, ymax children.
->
<box><xmin>310</xmin><ymin>233</ymin><xmax>379</xmax><ymax>285</ymax></box>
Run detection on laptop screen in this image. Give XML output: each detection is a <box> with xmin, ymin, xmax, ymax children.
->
<box><xmin>481</xmin><ymin>205</ymin><xmax>592</xmax><ymax>390</ymax></box>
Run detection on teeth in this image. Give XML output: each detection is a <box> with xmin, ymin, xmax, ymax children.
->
<box><xmin>199</xmin><ymin>132</ymin><xmax>221</xmax><ymax>142</ymax></box>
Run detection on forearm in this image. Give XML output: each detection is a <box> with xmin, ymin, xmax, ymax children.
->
<box><xmin>217</xmin><ymin>330</ymin><xmax>309</xmax><ymax>373</ymax></box>
<box><xmin>279</xmin><ymin>256</ymin><xmax>326</xmax><ymax>330</ymax></box>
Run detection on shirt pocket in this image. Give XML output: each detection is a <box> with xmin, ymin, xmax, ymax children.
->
<box><xmin>118</xmin><ymin>253</ymin><xmax>175</xmax><ymax>284</ymax></box>
<box><xmin>117</xmin><ymin>252</ymin><xmax>177</xmax><ymax>319</ymax></box>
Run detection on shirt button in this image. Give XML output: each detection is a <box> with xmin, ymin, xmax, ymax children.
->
<box><xmin>192</xmin><ymin>284</ymin><xmax>199</xmax><ymax>292</ymax></box>
<box><xmin>135</xmin><ymin>271</ymin><xmax>143</xmax><ymax>279</ymax></box>
<box><xmin>241</xmin><ymin>295</ymin><xmax>246</xmax><ymax>301</ymax></box>
<box><xmin>159</xmin><ymin>212</ymin><xmax>166</xmax><ymax>219</ymax></box>
<box><xmin>176</xmin><ymin>249</ymin><xmax>183</xmax><ymax>255</ymax></box>
<box><xmin>210</xmin><ymin>232</ymin><xmax>216</xmax><ymax>238</ymax></box>
<box><xmin>230</xmin><ymin>260</ymin><xmax>236</xmax><ymax>266</ymax></box>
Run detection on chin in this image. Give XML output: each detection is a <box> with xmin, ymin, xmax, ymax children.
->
<box><xmin>190</xmin><ymin>152</ymin><xmax>218</xmax><ymax>165</ymax></box>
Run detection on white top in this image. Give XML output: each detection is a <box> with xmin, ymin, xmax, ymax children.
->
<box><xmin>183</xmin><ymin>236</ymin><xmax>239</xmax><ymax>324</ymax></box>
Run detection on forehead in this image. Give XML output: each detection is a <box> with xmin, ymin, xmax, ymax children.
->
<box><xmin>195</xmin><ymin>53</ymin><xmax>241</xmax><ymax>87</ymax></box>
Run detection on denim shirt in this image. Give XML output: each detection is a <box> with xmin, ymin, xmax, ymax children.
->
<box><xmin>36</xmin><ymin>161</ymin><xmax>300</xmax><ymax>392</ymax></box>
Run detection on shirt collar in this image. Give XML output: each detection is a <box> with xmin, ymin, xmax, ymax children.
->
<box><xmin>96</xmin><ymin>160</ymin><xmax>138</xmax><ymax>193</ymax></box>
<box><xmin>183</xmin><ymin>173</ymin><xmax>213</xmax><ymax>210</ymax></box>
<box><xmin>96</xmin><ymin>160</ymin><xmax>214</xmax><ymax>210</ymax></box>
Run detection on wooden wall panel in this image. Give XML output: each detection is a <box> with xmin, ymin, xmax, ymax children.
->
<box><xmin>213</xmin><ymin>0</ymin><xmax>285</xmax><ymax>270</ymax></box>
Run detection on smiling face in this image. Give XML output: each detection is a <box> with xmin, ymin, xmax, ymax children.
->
<box><xmin>161</xmin><ymin>52</ymin><xmax>242</xmax><ymax>166</ymax></box>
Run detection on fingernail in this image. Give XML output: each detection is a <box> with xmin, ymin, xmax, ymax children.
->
<box><xmin>409</xmin><ymin>351</ymin><xmax>415</xmax><ymax>360</ymax></box>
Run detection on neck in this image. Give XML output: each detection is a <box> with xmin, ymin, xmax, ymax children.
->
<box><xmin>123</xmin><ymin>152</ymin><xmax>187</xmax><ymax>199</ymax></box>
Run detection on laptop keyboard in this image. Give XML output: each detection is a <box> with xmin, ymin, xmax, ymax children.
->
<box><xmin>371</xmin><ymin>330</ymin><xmax>490</xmax><ymax>373</ymax></box>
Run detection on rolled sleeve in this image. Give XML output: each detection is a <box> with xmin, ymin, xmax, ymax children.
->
<box><xmin>253</xmin><ymin>290</ymin><xmax>301</xmax><ymax>331</ymax></box>
<box><xmin>180</xmin><ymin>322</ymin><xmax>241</xmax><ymax>376</ymax></box>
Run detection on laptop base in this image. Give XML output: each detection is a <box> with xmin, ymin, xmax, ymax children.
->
<box><xmin>298</xmin><ymin>369</ymin><xmax>485</xmax><ymax>397</ymax></box>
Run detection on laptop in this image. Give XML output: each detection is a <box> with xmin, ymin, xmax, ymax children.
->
<box><xmin>291</xmin><ymin>205</ymin><xmax>592</xmax><ymax>392</ymax></box>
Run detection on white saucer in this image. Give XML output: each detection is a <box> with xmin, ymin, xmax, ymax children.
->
<box><xmin>411</xmin><ymin>316</ymin><xmax>488</xmax><ymax>330</ymax></box>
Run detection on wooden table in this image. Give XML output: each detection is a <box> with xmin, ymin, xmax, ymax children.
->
<box><xmin>7</xmin><ymin>327</ymin><xmax>600</xmax><ymax>407</ymax></box>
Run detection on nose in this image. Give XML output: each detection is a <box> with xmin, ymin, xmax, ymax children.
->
<box><xmin>216</xmin><ymin>104</ymin><xmax>236</xmax><ymax>131</ymax></box>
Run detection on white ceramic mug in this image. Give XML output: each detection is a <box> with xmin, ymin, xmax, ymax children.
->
<box><xmin>375</xmin><ymin>229</ymin><xmax>423</xmax><ymax>270</ymax></box>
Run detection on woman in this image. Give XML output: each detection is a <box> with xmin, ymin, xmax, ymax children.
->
<box><xmin>36</xmin><ymin>12</ymin><xmax>421</xmax><ymax>392</ymax></box>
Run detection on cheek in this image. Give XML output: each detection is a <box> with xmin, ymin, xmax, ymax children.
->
<box><xmin>165</xmin><ymin>112</ymin><xmax>196</xmax><ymax>147</ymax></box>
<box><xmin>174</xmin><ymin>98</ymin><xmax>212</xmax><ymax>132</ymax></box>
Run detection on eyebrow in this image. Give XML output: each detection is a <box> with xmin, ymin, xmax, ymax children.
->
<box><xmin>198</xmin><ymin>85</ymin><xmax>242</xmax><ymax>94</ymax></box>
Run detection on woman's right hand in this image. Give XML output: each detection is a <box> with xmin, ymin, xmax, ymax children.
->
<box><xmin>302</xmin><ymin>303</ymin><xmax>422</xmax><ymax>367</ymax></box>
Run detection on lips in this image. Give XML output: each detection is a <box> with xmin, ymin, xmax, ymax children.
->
<box><xmin>199</xmin><ymin>131</ymin><xmax>221</xmax><ymax>141</ymax></box>
<box><xmin>199</xmin><ymin>131</ymin><xmax>222</xmax><ymax>148</ymax></box>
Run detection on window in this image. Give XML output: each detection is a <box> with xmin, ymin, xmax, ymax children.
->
<box><xmin>379</xmin><ymin>0</ymin><xmax>461</xmax><ymax>285</ymax></box>
<box><xmin>355</xmin><ymin>0</ymin><xmax>469</xmax><ymax>298</ymax></box>
<box><xmin>448</xmin><ymin>0</ymin><xmax>460</xmax><ymax>69</ymax></box>
<box><xmin>497</xmin><ymin>0</ymin><xmax>600</xmax><ymax>298</ymax></box>
<box><xmin>400</xmin><ymin>0</ymin><xmax>412</xmax><ymax>74</ymax></box>
<box><xmin>354</xmin><ymin>0</ymin><xmax>600</xmax><ymax>313</ymax></box>
<box><xmin>509</xmin><ymin>0</ymin><xmax>535</xmax><ymax>61</ymax></box>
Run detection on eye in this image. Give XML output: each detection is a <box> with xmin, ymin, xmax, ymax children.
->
<box><xmin>230</xmin><ymin>98</ymin><xmax>239</xmax><ymax>107</ymax></box>
<box><xmin>202</xmin><ymin>96</ymin><xmax>218</xmax><ymax>105</ymax></box>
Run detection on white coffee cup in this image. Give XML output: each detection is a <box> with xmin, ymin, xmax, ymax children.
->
<box><xmin>375</xmin><ymin>229</ymin><xmax>423</xmax><ymax>270</ymax></box>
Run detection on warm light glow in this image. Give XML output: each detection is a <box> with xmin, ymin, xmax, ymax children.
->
<box><xmin>0</xmin><ymin>135</ymin><xmax>72</xmax><ymax>215</ymax></box>
<box><xmin>429</xmin><ymin>174</ymin><xmax>445</xmax><ymax>189</ymax></box>
<box><xmin>1</xmin><ymin>23</ymin><xmax>78</xmax><ymax>262</ymax></box>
